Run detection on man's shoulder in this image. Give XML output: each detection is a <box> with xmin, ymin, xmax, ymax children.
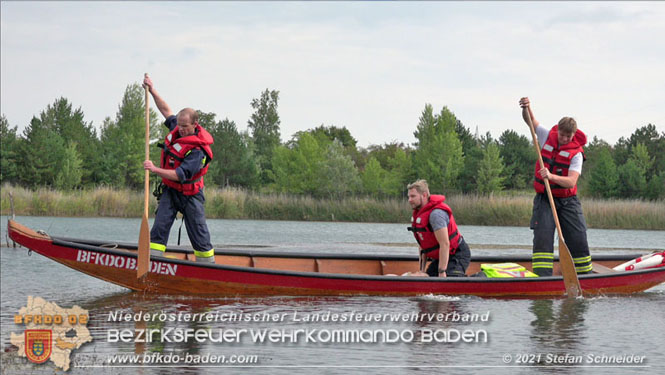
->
<box><xmin>536</xmin><ymin>125</ymin><xmax>551</xmax><ymax>137</ymax></box>
<box><xmin>185</xmin><ymin>148</ymin><xmax>205</xmax><ymax>159</ymax></box>
<box><xmin>430</xmin><ymin>209</ymin><xmax>449</xmax><ymax>218</ymax></box>
<box><xmin>165</xmin><ymin>115</ymin><xmax>177</xmax><ymax>131</ymax></box>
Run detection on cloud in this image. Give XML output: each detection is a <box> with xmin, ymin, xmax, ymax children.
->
<box><xmin>1</xmin><ymin>1</ymin><xmax>663</xmax><ymax>147</ymax></box>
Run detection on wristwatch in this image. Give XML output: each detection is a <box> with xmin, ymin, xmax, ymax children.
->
<box><xmin>438</xmin><ymin>269</ymin><xmax>446</xmax><ymax>274</ymax></box>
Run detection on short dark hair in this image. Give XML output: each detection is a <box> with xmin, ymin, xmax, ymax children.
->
<box><xmin>558</xmin><ymin>117</ymin><xmax>577</xmax><ymax>134</ymax></box>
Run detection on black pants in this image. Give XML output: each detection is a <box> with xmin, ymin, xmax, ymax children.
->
<box><xmin>426</xmin><ymin>237</ymin><xmax>471</xmax><ymax>277</ymax></box>
<box><xmin>530</xmin><ymin>194</ymin><xmax>592</xmax><ymax>276</ymax></box>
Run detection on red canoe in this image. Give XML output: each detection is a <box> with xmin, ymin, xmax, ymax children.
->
<box><xmin>7</xmin><ymin>220</ymin><xmax>665</xmax><ymax>298</ymax></box>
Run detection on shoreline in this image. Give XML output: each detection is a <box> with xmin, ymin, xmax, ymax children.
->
<box><xmin>2</xmin><ymin>185</ymin><xmax>664</xmax><ymax>230</ymax></box>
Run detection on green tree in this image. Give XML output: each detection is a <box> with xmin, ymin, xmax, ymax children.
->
<box><xmin>614</xmin><ymin>124</ymin><xmax>664</xmax><ymax>180</ymax></box>
<box><xmin>617</xmin><ymin>159</ymin><xmax>647</xmax><ymax>198</ymax></box>
<box><xmin>361</xmin><ymin>157</ymin><xmax>388</xmax><ymax>195</ymax></box>
<box><xmin>455</xmin><ymin>121</ymin><xmax>476</xmax><ymax>157</ymax></box>
<box><xmin>304</xmin><ymin>124</ymin><xmax>362</xmax><ymax>168</ymax></box>
<box><xmin>412</xmin><ymin>105</ymin><xmax>464</xmax><ymax>192</ymax></box>
<box><xmin>498</xmin><ymin>129</ymin><xmax>535</xmax><ymax>189</ymax></box>
<box><xmin>476</xmin><ymin>142</ymin><xmax>505</xmax><ymax>196</ymax></box>
<box><xmin>365</xmin><ymin>142</ymin><xmax>409</xmax><ymax>169</ymax></box>
<box><xmin>98</xmin><ymin>83</ymin><xmax>158</xmax><ymax>189</ymax></box>
<box><xmin>205</xmin><ymin>115</ymin><xmax>260</xmax><ymax>188</ymax></box>
<box><xmin>385</xmin><ymin>147</ymin><xmax>414</xmax><ymax>196</ymax></box>
<box><xmin>18</xmin><ymin>115</ymin><xmax>67</xmax><ymax>188</ymax></box>
<box><xmin>306</xmin><ymin>125</ymin><xmax>357</xmax><ymax>149</ymax></box>
<box><xmin>645</xmin><ymin>172</ymin><xmax>665</xmax><ymax>200</ymax></box>
<box><xmin>458</xmin><ymin>141</ymin><xmax>482</xmax><ymax>193</ymax></box>
<box><xmin>271</xmin><ymin>132</ymin><xmax>324</xmax><ymax>194</ymax></box>
<box><xmin>363</xmin><ymin>142</ymin><xmax>415</xmax><ymax>196</ymax></box>
<box><xmin>587</xmin><ymin>147</ymin><xmax>618</xmax><ymax>198</ymax></box>
<box><xmin>616</xmin><ymin>143</ymin><xmax>651</xmax><ymax>198</ymax></box>
<box><xmin>248</xmin><ymin>89</ymin><xmax>281</xmax><ymax>183</ymax></box>
<box><xmin>630</xmin><ymin>143</ymin><xmax>653</xmax><ymax>174</ymax></box>
<box><xmin>580</xmin><ymin>136</ymin><xmax>610</xmax><ymax>193</ymax></box>
<box><xmin>38</xmin><ymin>97</ymin><xmax>100</xmax><ymax>186</ymax></box>
<box><xmin>316</xmin><ymin>140</ymin><xmax>360</xmax><ymax>198</ymax></box>
<box><xmin>54</xmin><ymin>141</ymin><xmax>83</xmax><ymax>190</ymax></box>
<box><xmin>0</xmin><ymin>115</ymin><xmax>21</xmax><ymax>184</ymax></box>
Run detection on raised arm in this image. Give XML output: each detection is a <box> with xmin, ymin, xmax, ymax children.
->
<box><xmin>519</xmin><ymin>97</ymin><xmax>540</xmax><ymax>129</ymax></box>
<box><xmin>143</xmin><ymin>75</ymin><xmax>173</xmax><ymax>119</ymax></box>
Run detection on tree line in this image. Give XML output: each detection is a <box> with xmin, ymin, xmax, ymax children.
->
<box><xmin>1</xmin><ymin>82</ymin><xmax>664</xmax><ymax>200</ymax></box>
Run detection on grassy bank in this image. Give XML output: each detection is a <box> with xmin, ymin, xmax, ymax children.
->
<box><xmin>1</xmin><ymin>185</ymin><xmax>664</xmax><ymax>230</ymax></box>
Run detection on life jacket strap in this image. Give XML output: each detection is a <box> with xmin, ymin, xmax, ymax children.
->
<box><xmin>413</xmin><ymin>229</ymin><xmax>459</xmax><ymax>254</ymax></box>
<box><xmin>420</xmin><ymin>245</ymin><xmax>440</xmax><ymax>255</ymax></box>
<box><xmin>534</xmin><ymin>177</ymin><xmax>567</xmax><ymax>190</ymax></box>
<box><xmin>407</xmin><ymin>226</ymin><xmax>427</xmax><ymax>233</ymax></box>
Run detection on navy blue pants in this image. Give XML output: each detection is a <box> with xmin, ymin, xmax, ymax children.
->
<box><xmin>530</xmin><ymin>194</ymin><xmax>592</xmax><ymax>276</ymax></box>
<box><xmin>425</xmin><ymin>237</ymin><xmax>471</xmax><ymax>277</ymax></box>
<box><xmin>150</xmin><ymin>187</ymin><xmax>213</xmax><ymax>253</ymax></box>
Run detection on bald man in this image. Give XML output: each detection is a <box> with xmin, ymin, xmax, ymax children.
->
<box><xmin>143</xmin><ymin>75</ymin><xmax>215</xmax><ymax>263</ymax></box>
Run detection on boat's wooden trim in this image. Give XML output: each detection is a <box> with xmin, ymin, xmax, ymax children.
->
<box><xmin>7</xmin><ymin>220</ymin><xmax>51</xmax><ymax>241</ymax></box>
<box><xmin>32</xmin><ymin>228</ymin><xmax>648</xmax><ymax>280</ymax></box>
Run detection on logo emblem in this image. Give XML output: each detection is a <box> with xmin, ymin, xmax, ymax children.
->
<box><xmin>25</xmin><ymin>330</ymin><xmax>52</xmax><ymax>364</ymax></box>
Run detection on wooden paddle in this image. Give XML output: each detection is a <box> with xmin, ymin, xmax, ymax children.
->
<box><xmin>523</xmin><ymin>106</ymin><xmax>582</xmax><ymax>298</ymax></box>
<box><xmin>137</xmin><ymin>73</ymin><xmax>151</xmax><ymax>279</ymax></box>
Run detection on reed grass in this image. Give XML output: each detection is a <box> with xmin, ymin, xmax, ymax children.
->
<box><xmin>1</xmin><ymin>184</ymin><xmax>663</xmax><ymax>230</ymax></box>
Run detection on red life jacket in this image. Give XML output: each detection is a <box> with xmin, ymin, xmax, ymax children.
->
<box><xmin>159</xmin><ymin>125</ymin><xmax>214</xmax><ymax>196</ymax></box>
<box><xmin>407</xmin><ymin>195</ymin><xmax>462</xmax><ymax>259</ymax></box>
<box><xmin>534</xmin><ymin>125</ymin><xmax>586</xmax><ymax>198</ymax></box>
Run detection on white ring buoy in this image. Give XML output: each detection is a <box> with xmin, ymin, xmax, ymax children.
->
<box><xmin>613</xmin><ymin>252</ymin><xmax>665</xmax><ymax>271</ymax></box>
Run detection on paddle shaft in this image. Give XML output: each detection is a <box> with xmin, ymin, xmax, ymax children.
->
<box><xmin>137</xmin><ymin>74</ymin><xmax>151</xmax><ymax>279</ymax></box>
<box><xmin>523</xmin><ymin>107</ymin><xmax>581</xmax><ymax>297</ymax></box>
<box><xmin>143</xmin><ymin>80</ymin><xmax>150</xmax><ymax>219</ymax></box>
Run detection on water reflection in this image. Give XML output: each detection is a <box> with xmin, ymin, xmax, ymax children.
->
<box><xmin>397</xmin><ymin>297</ymin><xmax>486</xmax><ymax>370</ymax></box>
<box><xmin>411</xmin><ymin>298</ymin><xmax>465</xmax><ymax>329</ymax></box>
<box><xmin>529</xmin><ymin>298</ymin><xmax>588</xmax><ymax>373</ymax></box>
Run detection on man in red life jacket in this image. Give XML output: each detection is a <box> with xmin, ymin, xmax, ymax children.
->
<box><xmin>520</xmin><ymin>97</ymin><xmax>592</xmax><ymax>276</ymax></box>
<box><xmin>407</xmin><ymin>180</ymin><xmax>470</xmax><ymax>277</ymax></box>
<box><xmin>142</xmin><ymin>75</ymin><xmax>215</xmax><ymax>263</ymax></box>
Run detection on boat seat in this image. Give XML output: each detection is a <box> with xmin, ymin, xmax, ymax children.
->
<box><xmin>316</xmin><ymin>259</ymin><xmax>382</xmax><ymax>275</ymax></box>
<box><xmin>253</xmin><ymin>257</ymin><xmax>316</xmax><ymax>272</ymax></box>
<box><xmin>380</xmin><ymin>260</ymin><xmax>420</xmax><ymax>275</ymax></box>
<box><xmin>592</xmin><ymin>262</ymin><xmax>617</xmax><ymax>274</ymax></box>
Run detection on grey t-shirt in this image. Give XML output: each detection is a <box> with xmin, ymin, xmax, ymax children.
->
<box><xmin>429</xmin><ymin>209</ymin><xmax>450</xmax><ymax>231</ymax></box>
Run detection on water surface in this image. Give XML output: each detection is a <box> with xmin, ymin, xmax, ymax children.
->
<box><xmin>1</xmin><ymin>216</ymin><xmax>663</xmax><ymax>374</ymax></box>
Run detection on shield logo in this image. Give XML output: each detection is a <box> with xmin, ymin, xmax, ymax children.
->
<box><xmin>33</xmin><ymin>342</ymin><xmax>44</xmax><ymax>356</ymax></box>
<box><xmin>25</xmin><ymin>329</ymin><xmax>52</xmax><ymax>364</ymax></box>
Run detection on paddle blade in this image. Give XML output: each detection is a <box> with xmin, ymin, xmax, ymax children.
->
<box><xmin>137</xmin><ymin>215</ymin><xmax>150</xmax><ymax>279</ymax></box>
<box><xmin>558</xmin><ymin>238</ymin><xmax>582</xmax><ymax>297</ymax></box>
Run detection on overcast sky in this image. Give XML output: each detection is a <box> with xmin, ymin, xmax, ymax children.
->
<box><xmin>2</xmin><ymin>1</ymin><xmax>664</xmax><ymax>147</ymax></box>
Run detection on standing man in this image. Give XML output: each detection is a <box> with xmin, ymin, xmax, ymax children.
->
<box><xmin>142</xmin><ymin>75</ymin><xmax>216</xmax><ymax>263</ymax></box>
<box><xmin>520</xmin><ymin>97</ymin><xmax>592</xmax><ymax>276</ymax></box>
<box><xmin>407</xmin><ymin>180</ymin><xmax>470</xmax><ymax>277</ymax></box>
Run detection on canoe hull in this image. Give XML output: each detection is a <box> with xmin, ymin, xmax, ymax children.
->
<box><xmin>8</xmin><ymin>220</ymin><xmax>665</xmax><ymax>298</ymax></box>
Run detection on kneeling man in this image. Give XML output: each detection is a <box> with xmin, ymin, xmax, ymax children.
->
<box><xmin>407</xmin><ymin>180</ymin><xmax>470</xmax><ymax>277</ymax></box>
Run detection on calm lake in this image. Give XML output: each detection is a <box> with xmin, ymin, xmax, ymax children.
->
<box><xmin>1</xmin><ymin>216</ymin><xmax>664</xmax><ymax>375</ymax></box>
